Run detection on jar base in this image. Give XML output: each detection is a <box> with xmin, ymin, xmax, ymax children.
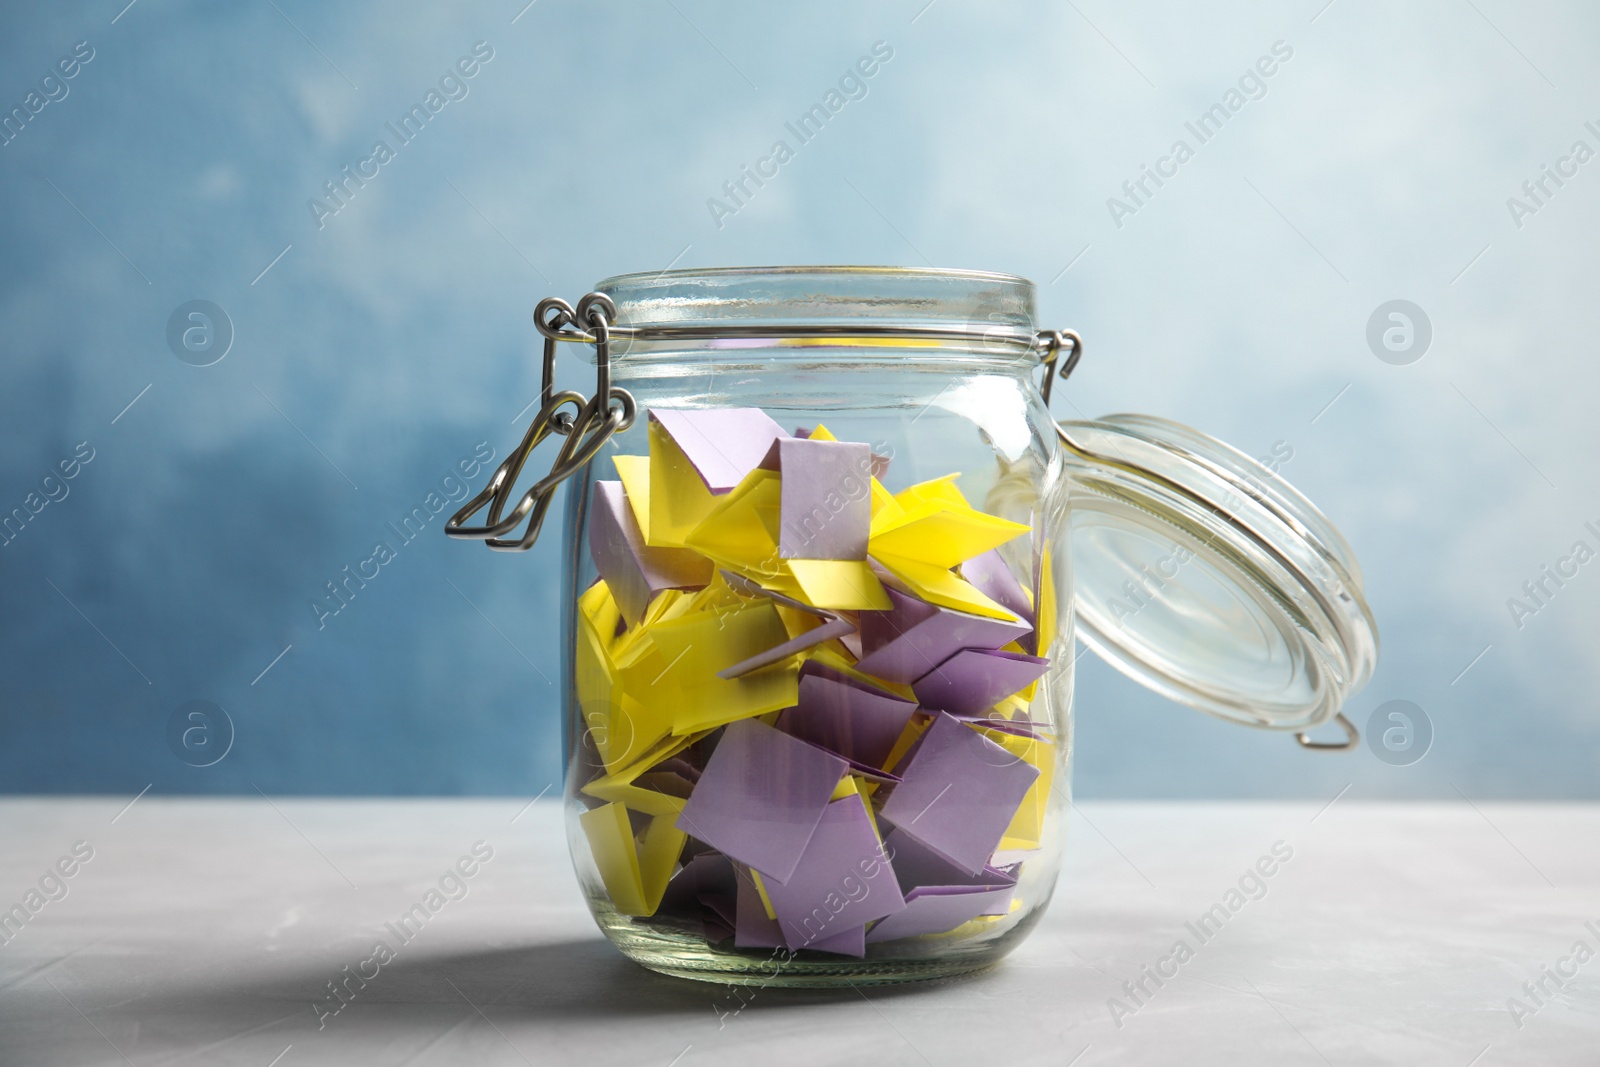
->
<box><xmin>595</xmin><ymin>906</ymin><xmax>1028</xmax><ymax>988</ymax></box>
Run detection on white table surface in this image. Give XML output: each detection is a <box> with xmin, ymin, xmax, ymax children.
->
<box><xmin>1</xmin><ymin>798</ymin><xmax>1595</xmax><ymax>1066</ymax></box>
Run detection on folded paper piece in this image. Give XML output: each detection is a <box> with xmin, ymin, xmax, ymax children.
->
<box><xmin>760</xmin><ymin>796</ymin><xmax>904</xmax><ymax>952</ymax></box>
<box><xmin>768</xmin><ymin>437</ymin><xmax>873</xmax><ymax>560</ymax></box>
<box><xmin>611</xmin><ymin>454</ymin><xmax>653</xmax><ymax>539</ymax></box>
<box><xmin>652</xmin><ymin>407</ymin><xmax>788</xmax><ymax>494</ymax></box>
<box><xmin>972</xmin><ymin>727</ymin><xmax>1056</xmax><ymax>852</ymax></box>
<box><xmin>676</xmin><ymin>719</ymin><xmax>848</xmax><ymax>884</ymax></box>
<box><xmin>590</xmin><ymin>481</ymin><xmax>714</xmax><ymax>626</ymax></box>
<box><xmin>865</xmin><ymin>884</ymin><xmax>1016</xmax><ymax>943</ymax></box>
<box><xmin>881</xmin><ymin>827</ymin><xmax>1018</xmax><ymax>893</ymax></box>
<box><xmin>580</xmin><ymin>407</ymin><xmax>1057</xmax><ymax>956</ymax></box>
<box><xmin>776</xmin><ymin>662</ymin><xmax>918</xmax><ymax>768</ymax></box>
<box><xmin>879</xmin><ymin>714</ymin><xmax>1041</xmax><ymax>875</ymax></box>
<box><xmin>911</xmin><ymin>648</ymin><xmax>1051</xmax><ymax>716</ymax></box>
<box><xmin>855</xmin><ymin>585</ymin><xmax>1032</xmax><ymax>685</ymax></box>
<box><xmin>960</xmin><ymin>549</ymin><xmax>1035</xmax><ymax>628</ymax></box>
<box><xmin>580</xmin><ymin>802</ymin><xmax>686</xmax><ymax>917</ymax></box>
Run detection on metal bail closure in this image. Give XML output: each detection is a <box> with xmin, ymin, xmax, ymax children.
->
<box><xmin>1039</xmin><ymin>338</ymin><xmax>1378</xmax><ymax>748</ymax></box>
<box><xmin>446</xmin><ymin>293</ymin><xmax>636</xmax><ymax>551</ymax></box>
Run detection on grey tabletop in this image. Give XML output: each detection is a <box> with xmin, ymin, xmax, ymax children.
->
<box><xmin>1</xmin><ymin>798</ymin><xmax>1595</xmax><ymax>1066</ymax></box>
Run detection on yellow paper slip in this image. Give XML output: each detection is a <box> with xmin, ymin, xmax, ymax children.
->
<box><xmin>647</xmin><ymin>419</ymin><xmax>720</xmax><ymax>548</ymax></box>
<box><xmin>786</xmin><ymin>558</ymin><xmax>891</xmax><ymax>611</ymax></box>
<box><xmin>580</xmin><ymin>803</ymin><xmax>685</xmax><ymax>917</ymax></box>
<box><xmin>612</xmin><ymin>453</ymin><xmax>652</xmax><ymax>540</ymax></box>
<box><xmin>870</xmin><ymin>499</ymin><xmax>1030</xmax><ymax>568</ymax></box>
<box><xmin>617</xmin><ymin>601</ymin><xmax>801</xmax><ymax>735</ymax></box>
<box><xmin>683</xmin><ymin>469</ymin><xmax>783</xmax><ymax>570</ymax></box>
<box><xmin>873</xmin><ymin>554</ymin><xmax>1017</xmax><ymax>621</ymax></box>
<box><xmin>581</xmin><ymin>732</ymin><xmax>702</xmax><ymax>815</ymax></box>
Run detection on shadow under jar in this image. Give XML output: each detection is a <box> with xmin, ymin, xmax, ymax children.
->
<box><xmin>448</xmin><ymin>266</ymin><xmax>1378</xmax><ymax>988</ymax></box>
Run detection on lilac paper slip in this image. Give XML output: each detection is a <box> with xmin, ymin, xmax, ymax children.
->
<box><xmin>650</xmin><ymin>408</ymin><xmax>787</xmax><ymax>493</ymax></box>
<box><xmin>588</xmin><ymin>481</ymin><xmax>711</xmax><ymax>626</ymax></box>
<box><xmin>961</xmin><ymin>550</ymin><xmax>1035</xmax><ymax>628</ymax></box>
<box><xmin>676</xmin><ymin>720</ymin><xmax>847</xmax><ymax>883</ymax></box>
<box><xmin>768</xmin><ymin>437</ymin><xmax>873</xmax><ymax>560</ymax></box>
<box><xmin>911</xmin><ymin>648</ymin><xmax>1050</xmax><ymax>715</ymax></box>
<box><xmin>732</xmin><ymin>870</ymin><xmax>866</xmax><ymax>956</ymax></box>
<box><xmin>882</xmin><ymin>828</ymin><xmax>1017</xmax><ymax>893</ymax></box>
<box><xmin>855</xmin><ymin>586</ymin><xmax>1031</xmax><ymax>685</ymax></box>
<box><xmin>865</xmin><ymin>884</ymin><xmax>1015</xmax><ymax>943</ymax></box>
<box><xmin>776</xmin><ymin>662</ymin><xmax>918</xmax><ymax>768</ymax></box>
<box><xmin>761</xmin><ymin>797</ymin><xmax>905</xmax><ymax>952</ymax></box>
<box><xmin>879</xmin><ymin>714</ymin><xmax>1040</xmax><ymax>875</ymax></box>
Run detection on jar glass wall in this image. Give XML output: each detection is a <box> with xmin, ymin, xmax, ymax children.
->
<box><xmin>559</xmin><ymin>269</ymin><xmax>1076</xmax><ymax>986</ymax></box>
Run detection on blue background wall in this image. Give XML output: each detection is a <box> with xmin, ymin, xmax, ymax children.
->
<box><xmin>2</xmin><ymin>0</ymin><xmax>1595</xmax><ymax>798</ymax></box>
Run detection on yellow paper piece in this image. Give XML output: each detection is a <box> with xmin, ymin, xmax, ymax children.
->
<box><xmin>647</xmin><ymin>418</ymin><xmax>720</xmax><ymax>548</ymax></box>
<box><xmin>869</xmin><ymin>478</ymin><xmax>902</xmax><ymax>523</ymax></box>
<box><xmin>893</xmin><ymin>474</ymin><xmax>969</xmax><ymax>511</ymax></box>
<box><xmin>830</xmin><ymin>774</ymin><xmax>858</xmax><ymax>801</ymax></box>
<box><xmin>1035</xmin><ymin>544</ymin><xmax>1058</xmax><ymax>658</ymax></box>
<box><xmin>808</xmin><ymin>424</ymin><xmax>839</xmax><ymax>442</ymax></box>
<box><xmin>580</xmin><ymin>802</ymin><xmax>685</xmax><ymax>917</ymax></box>
<box><xmin>612</xmin><ymin>453</ymin><xmax>652</xmax><ymax>540</ymax></box>
<box><xmin>618</xmin><ymin>601</ymin><xmax>801</xmax><ymax>735</ymax></box>
<box><xmin>749</xmin><ymin>869</ymin><xmax>777</xmax><ymax>919</ymax></box>
<box><xmin>638</xmin><ymin>813</ymin><xmax>687</xmax><ymax>914</ymax></box>
<box><xmin>581</xmin><ymin>732</ymin><xmax>701</xmax><ymax>815</ymax></box>
<box><xmin>786</xmin><ymin>558</ymin><xmax>892</xmax><ymax>611</ymax></box>
<box><xmin>870</xmin><ymin>499</ymin><xmax>1029</xmax><ymax>569</ymax></box>
<box><xmin>580</xmin><ymin>802</ymin><xmax>648</xmax><ymax>915</ymax></box>
<box><xmin>873</xmin><ymin>554</ymin><xmax>1016</xmax><ymax>621</ymax></box>
<box><xmin>683</xmin><ymin>469</ymin><xmax>786</xmax><ymax>579</ymax></box>
<box><xmin>974</xmin><ymin>727</ymin><xmax>1057</xmax><ymax>851</ymax></box>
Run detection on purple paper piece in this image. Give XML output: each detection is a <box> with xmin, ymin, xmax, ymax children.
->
<box><xmin>961</xmin><ymin>550</ymin><xmax>1035</xmax><ymax>628</ymax></box>
<box><xmin>807</xmin><ymin>923</ymin><xmax>867</xmax><ymax>957</ymax></box>
<box><xmin>701</xmin><ymin>888</ymin><xmax>738</xmax><ymax>930</ymax></box>
<box><xmin>865</xmin><ymin>884</ymin><xmax>1015</xmax><ymax>943</ymax></box>
<box><xmin>733</xmin><ymin>867</ymin><xmax>784</xmax><ymax>950</ymax></box>
<box><xmin>650</xmin><ymin>407</ymin><xmax>787</xmax><ymax>493</ymax></box>
<box><xmin>676</xmin><ymin>720</ymin><xmax>847</xmax><ymax>883</ymax></box>
<box><xmin>879</xmin><ymin>714</ymin><xmax>1040</xmax><ymax>876</ymax></box>
<box><xmin>658</xmin><ymin>851</ymin><xmax>736</xmax><ymax>919</ymax></box>
<box><xmin>704</xmin><ymin>917</ymin><xmax>734</xmax><ymax>944</ymax></box>
<box><xmin>946</xmin><ymin>714</ymin><xmax>1046</xmax><ymax>740</ymax></box>
<box><xmin>881</xmin><ymin>828</ymin><xmax>1017</xmax><ymax>894</ymax></box>
<box><xmin>775</xmin><ymin>663</ymin><xmax>919</xmax><ymax>768</ymax></box>
<box><xmin>911</xmin><ymin>648</ymin><xmax>1051</xmax><ymax>715</ymax></box>
<box><xmin>855</xmin><ymin>586</ymin><xmax>1032</xmax><ymax>685</ymax></box>
<box><xmin>715</xmin><ymin>569</ymin><xmax>857</xmax><ymax>679</ymax></box>
<box><xmin>770</xmin><ymin>438</ymin><xmax>873</xmax><ymax>561</ymax></box>
<box><xmin>588</xmin><ymin>481</ymin><xmax>711</xmax><ymax>626</ymax></box>
<box><xmin>761</xmin><ymin>797</ymin><xmax>906</xmax><ymax>952</ymax></box>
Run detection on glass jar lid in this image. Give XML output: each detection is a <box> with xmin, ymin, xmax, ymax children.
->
<box><xmin>1059</xmin><ymin>413</ymin><xmax>1378</xmax><ymax>737</ymax></box>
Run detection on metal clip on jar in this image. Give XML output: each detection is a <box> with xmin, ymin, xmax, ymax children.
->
<box><xmin>447</xmin><ymin>267</ymin><xmax>1378</xmax><ymax>986</ymax></box>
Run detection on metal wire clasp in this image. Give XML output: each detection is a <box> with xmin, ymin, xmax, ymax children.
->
<box><xmin>445</xmin><ymin>293</ymin><xmax>636</xmax><ymax>551</ymax></box>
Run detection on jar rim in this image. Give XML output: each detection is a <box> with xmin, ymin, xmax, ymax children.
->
<box><xmin>597</xmin><ymin>264</ymin><xmax>1034</xmax><ymax>288</ymax></box>
<box><xmin>590</xmin><ymin>265</ymin><xmax>1041</xmax><ymax>362</ymax></box>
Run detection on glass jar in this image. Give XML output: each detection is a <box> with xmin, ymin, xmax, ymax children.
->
<box><xmin>447</xmin><ymin>266</ymin><xmax>1378</xmax><ymax>988</ymax></box>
